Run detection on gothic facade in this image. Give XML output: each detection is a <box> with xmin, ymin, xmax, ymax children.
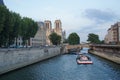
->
<box><xmin>44</xmin><ymin>20</ymin><xmax>66</xmax><ymax>45</ymax></box>
<box><xmin>44</xmin><ymin>20</ymin><xmax>52</xmax><ymax>45</ymax></box>
<box><xmin>54</xmin><ymin>20</ymin><xmax>62</xmax><ymax>36</ymax></box>
<box><xmin>12</xmin><ymin>20</ymin><xmax>66</xmax><ymax>47</ymax></box>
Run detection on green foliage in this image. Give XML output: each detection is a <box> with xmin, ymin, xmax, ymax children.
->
<box><xmin>9</xmin><ymin>12</ymin><xmax>22</xmax><ymax>46</ymax></box>
<box><xmin>49</xmin><ymin>32</ymin><xmax>61</xmax><ymax>45</ymax></box>
<box><xmin>0</xmin><ymin>5</ymin><xmax>38</xmax><ymax>47</ymax></box>
<box><xmin>99</xmin><ymin>40</ymin><xmax>104</xmax><ymax>44</ymax></box>
<box><xmin>68</xmin><ymin>33</ymin><xmax>80</xmax><ymax>45</ymax></box>
<box><xmin>87</xmin><ymin>33</ymin><xmax>101</xmax><ymax>44</ymax></box>
<box><xmin>0</xmin><ymin>5</ymin><xmax>7</xmax><ymax>33</ymax></box>
<box><xmin>63</xmin><ymin>39</ymin><xmax>68</xmax><ymax>43</ymax></box>
<box><xmin>21</xmin><ymin>17</ymin><xmax>38</xmax><ymax>45</ymax></box>
<box><xmin>0</xmin><ymin>5</ymin><xmax>10</xmax><ymax>46</ymax></box>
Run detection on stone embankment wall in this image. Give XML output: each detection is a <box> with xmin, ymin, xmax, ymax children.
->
<box><xmin>0</xmin><ymin>47</ymin><xmax>60</xmax><ymax>75</ymax></box>
<box><xmin>89</xmin><ymin>45</ymin><xmax>120</xmax><ymax>64</ymax></box>
<box><xmin>64</xmin><ymin>45</ymin><xmax>82</xmax><ymax>53</ymax></box>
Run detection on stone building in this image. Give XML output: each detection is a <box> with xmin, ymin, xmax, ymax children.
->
<box><xmin>13</xmin><ymin>20</ymin><xmax>66</xmax><ymax>47</ymax></box>
<box><xmin>104</xmin><ymin>22</ymin><xmax>120</xmax><ymax>44</ymax></box>
<box><xmin>30</xmin><ymin>22</ymin><xmax>46</xmax><ymax>47</ymax></box>
<box><xmin>62</xmin><ymin>30</ymin><xmax>66</xmax><ymax>42</ymax></box>
<box><xmin>105</xmin><ymin>27</ymin><xmax>113</xmax><ymax>44</ymax></box>
<box><xmin>29</xmin><ymin>20</ymin><xmax>65</xmax><ymax>46</ymax></box>
<box><xmin>44</xmin><ymin>20</ymin><xmax>52</xmax><ymax>45</ymax></box>
<box><xmin>54</xmin><ymin>20</ymin><xmax>62</xmax><ymax>36</ymax></box>
<box><xmin>13</xmin><ymin>36</ymin><xmax>23</xmax><ymax>47</ymax></box>
<box><xmin>43</xmin><ymin>20</ymin><xmax>66</xmax><ymax>45</ymax></box>
<box><xmin>54</xmin><ymin>20</ymin><xmax>65</xmax><ymax>43</ymax></box>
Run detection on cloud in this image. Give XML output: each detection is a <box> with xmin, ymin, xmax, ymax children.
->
<box><xmin>24</xmin><ymin>7</ymin><xmax>119</xmax><ymax>42</ymax></box>
<box><xmin>83</xmin><ymin>9</ymin><xmax>119</xmax><ymax>24</ymax></box>
<box><xmin>76</xmin><ymin>9</ymin><xmax>120</xmax><ymax>42</ymax></box>
<box><xmin>77</xmin><ymin>18</ymin><xmax>117</xmax><ymax>42</ymax></box>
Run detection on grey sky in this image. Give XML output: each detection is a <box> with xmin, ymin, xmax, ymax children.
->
<box><xmin>4</xmin><ymin>0</ymin><xmax>120</xmax><ymax>42</ymax></box>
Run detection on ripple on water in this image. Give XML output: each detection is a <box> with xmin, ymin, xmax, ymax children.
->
<box><xmin>0</xmin><ymin>48</ymin><xmax>120</xmax><ymax>80</ymax></box>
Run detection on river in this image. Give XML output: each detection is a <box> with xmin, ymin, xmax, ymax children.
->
<box><xmin>0</xmin><ymin>48</ymin><xmax>120</xmax><ymax>80</ymax></box>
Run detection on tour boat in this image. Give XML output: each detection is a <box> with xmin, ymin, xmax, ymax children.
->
<box><xmin>76</xmin><ymin>55</ymin><xmax>93</xmax><ymax>64</ymax></box>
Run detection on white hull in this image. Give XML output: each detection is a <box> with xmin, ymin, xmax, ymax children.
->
<box><xmin>77</xmin><ymin>59</ymin><xmax>93</xmax><ymax>64</ymax></box>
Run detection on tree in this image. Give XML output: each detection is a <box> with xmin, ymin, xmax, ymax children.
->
<box><xmin>87</xmin><ymin>33</ymin><xmax>101</xmax><ymax>44</ymax></box>
<box><xmin>68</xmin><ymin>33</ymin><xmax>80</xmax><ymax>45</ymax></box>
<box><xmin>20</xmin><ymin>17</ymin><xmax>38</xmax><ymax>46</ymax></box>
<box><xmin>0</xmin><ymin>5</ymin><xmax>11</xmax><ymax>47</ymax></box>
<box><xmin>49</xmin><ymin>32</ymin><xmax>61</xmax><ymax>45</ymax></box>
<box><xmin>100</xmin><ymin>40</ymin><xmax>104</xmax><ymax>44</ymax></box>
<box><xmin>0</xmin><ymin>5</ymin><xmax>38</xmax><ymax>47</ymax></box>
<box><xmin>0</xmin><ymin>5</ymin><xmax>7</xmax><ymax>33</ymax></box>
<box><xmin>9</xmin><ymin>12</ymin><xmax>22</xmax><ymax>46</ymax></box>
<box><xmin>63</xmin><ymin>39</ymin><xmax>68</xmax><ymax>43</ymax></box>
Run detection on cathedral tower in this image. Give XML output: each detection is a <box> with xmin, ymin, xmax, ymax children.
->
<box><xmin>54</xmin><ymin>20</ymin><xmax>62</xmax><ymax>36</ymax></box>
<box><xmin>44</xmin><ymin>20</ymin><xmax>52</xmax><ymax>45</ymax></box>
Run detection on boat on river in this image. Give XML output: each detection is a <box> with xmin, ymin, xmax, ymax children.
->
<box><xmin>76</xmin><ymin>54</ymin><xmax>93</xmax><ymax>64</ymax></box>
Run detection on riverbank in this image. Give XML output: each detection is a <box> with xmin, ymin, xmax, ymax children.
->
<box><xmin>88</xmin><ymin>50</ymin><xmax>120</xmax><ymax>64</ymax></box>
<box><xmin>0</xmin><ymin>48</ymin><xmax>120</xmax><ymax>80</ymax></box>
<box><xmin>89</xmin><ymin>44</ymin><xmax>120</xmax><ymax>64</ymax></box>
<box><xmin>0</xmin><ymin>47</ymin><xmax>60</xmax><ymax>75</ymax></box>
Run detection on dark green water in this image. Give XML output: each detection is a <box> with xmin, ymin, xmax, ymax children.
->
<box><xmin>0</xmin><ymin>48</ymin><xmax>120</xmax><ymax>80</ymax></box>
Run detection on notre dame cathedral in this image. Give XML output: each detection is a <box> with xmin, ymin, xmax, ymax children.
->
<box><xmin>44</xmin><ymin>20</ymin><xmax>66</xmax><ymax>45</ymax></box>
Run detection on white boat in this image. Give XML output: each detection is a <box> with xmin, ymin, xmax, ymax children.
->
<box><xmin>76</xmin><ymin>55</ymin><xmax>93</xmax><ymax>64</ymax></box>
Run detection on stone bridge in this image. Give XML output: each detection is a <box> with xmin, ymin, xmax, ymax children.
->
<box><xmin>63</xmin><ymin>44</ymin><xmax>90</xmax><ymax>53</ymax></box>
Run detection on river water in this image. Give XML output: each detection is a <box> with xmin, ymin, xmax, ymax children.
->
<box><xmin>0</xmin><ymin>48</ymin><xmax>120</xmax><ymax>80</ymax></box>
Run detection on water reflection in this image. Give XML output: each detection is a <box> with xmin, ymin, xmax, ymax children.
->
<box><xmin>0</xmin><ymin>48</ymin><xmax>120</xmax><ymax>80</ymax></box>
